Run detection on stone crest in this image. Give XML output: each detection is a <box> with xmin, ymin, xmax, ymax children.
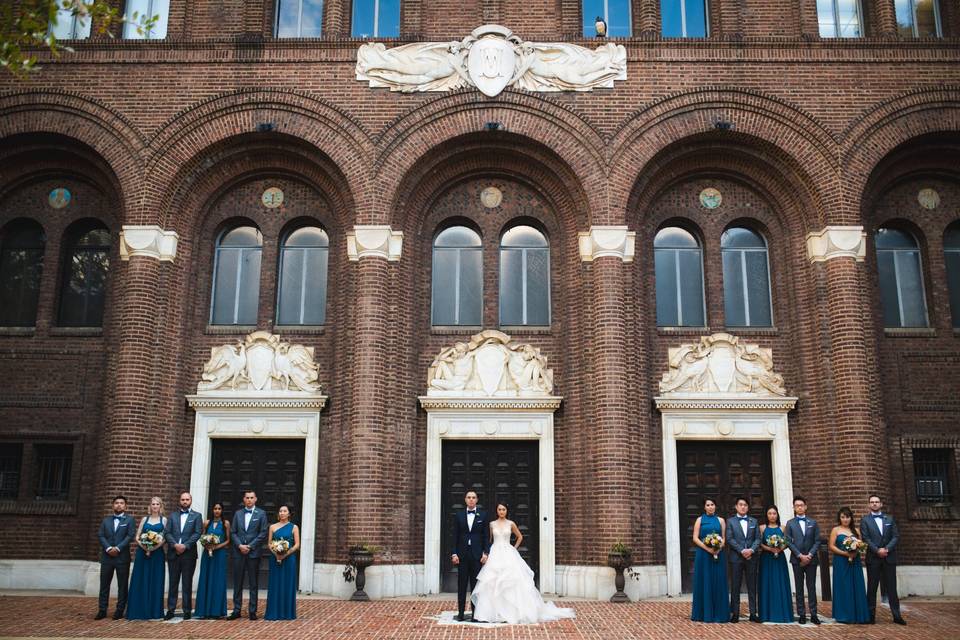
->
<box><xmin>198</xmin><ymin>331</ymin><xmax>322</xmax><ymax>393</ymax></box>
<box><xmin>659</xmin><ymin>332</ymin><xmax>785</xmax><ymax>396</ymax></box>
<box><xmin>699</xmin><ymin>188</ymin><xmax>722</xmax><ymax>209</ymax></box>
<box><xmin>427</xmin><ymin>330</ymin><xmax>553</xmax><ymax>396</ymax></box>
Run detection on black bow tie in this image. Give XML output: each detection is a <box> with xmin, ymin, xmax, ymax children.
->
<box><xmin>738</xmin><ymin>516</ymin><xmax>748</xmax><ymax>520</ymax></box>
<box><xmin>246</xmin><ymin>509</ymin><xmax>253</xmax><ymax>513</ymax></box>
<box><xmin>467</xmin><ymin>510</ymin><xmax>476</xmax><ymax>515</ymax></box>
<box><xmin>113</xmin><ymin>515</ymin><xmax>122</xmax><ymax>519</ymax></box>
<box><xmin>873</xmin><ymin>514</ymin><xmax>883</xmax><ymax>518</ymax></box>
<box><xmin>797</xmin><ymin>517</ymin><xmax>806</xmax><ymax>521</ymax></box>
<box><xmin>180</xmin><ymin>510</ymin><xmax>189</xmax><ymax>514</ymax></box>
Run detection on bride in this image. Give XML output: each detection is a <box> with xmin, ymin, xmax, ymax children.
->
<box><xmin>470</xmin><ymin>503</ymin><xmax>576</xmax><ymax>624</ymax></box>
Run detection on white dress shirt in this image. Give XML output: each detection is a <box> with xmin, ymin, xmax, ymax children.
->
<box><xmin>739</xmin><ymin>517</ymin><xmax>748</xmax><ymax>538</ymax></box>
<box><xmin>872</xmin><ymin>513</ymin><xmax>884</xmax><ymax>534</ymax></box>
<box><xmin>244</xmin><ymin>509</ymin><xmax>253</xmax><ymax>530</ymax></box>
<box><xmin>798</xmin><ymin>518</ymin><xmax>807</xmax><ymax>535</ymax></box>
<box><xmin>113</xmin><ymin>513</ymin><xmax>124</xmax><ymax>531</ymax></box>
<box><xmin>179</xmin><ymin>511</ymin><xmax>189</xmax><ymax>543</ymax></box>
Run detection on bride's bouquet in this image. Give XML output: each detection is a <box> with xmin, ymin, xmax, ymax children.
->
<box><xmin>841</xmin><ymin>536</ymin><xmax>866</xmax><ymax>563</ymax></box>
<box><xmin>199</xmin><ymin>533</ymin><xmax>221</xmax><ymax>557</ymax></box>
<box><xmin>703</xmin><ymin>533</ymin><xmax>722</xmax><ymax>560</ymax></box>
<box><xmin>269</xmin><ymin>538</ymin><xmax>290</xmax><ymax>564</ymax></box>
<box><xmin>765</xmin><ymin>533</ymin><xmax>787</xmax><ymax>556</ymax></box>
<box><xmin>139</xmin><ymin>530</ymin><xmax>163</xmax><ymax>555</ymax></box>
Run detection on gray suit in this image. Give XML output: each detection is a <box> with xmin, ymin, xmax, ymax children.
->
<box><xmin>726</xmin><ymin>514</ymin><xmax>760</xmax><ymax>618</ymax></box>
<box><xmin>164</xmin><ymin>509</ymin><xmax>203</xmax><ymax>613</ymax></box>
<box><xmin>97</xmin><ymin>513</ymin><xmax>136</xmax><ymax>614</ymax></box>
<box><xmin>230</xmin><ymin>506</ymin><xmax>268</xmax><ymax>614</ymax></box>
<box><xmin>785</xmin><ymin>516</ymin><xmax>820</xmax><ymax>617</ymax></box>
<box><xmin>860</xmin><ymin>512</ymin><xmax>902</xmax><ymax>621</ymax></box>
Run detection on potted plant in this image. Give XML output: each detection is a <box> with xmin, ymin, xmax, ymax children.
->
<box><xmin>344</xmin><ymin>543</ymin><xmax>380</xmax><ymax>601</ymax></box>
<box><xmin>607</xmin><ymin>541</ymin><xmax>632</xmax><ymax>603</ymax></box>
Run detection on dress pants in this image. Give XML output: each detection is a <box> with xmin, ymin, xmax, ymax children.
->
<box><xmin>866</xmin><ymin>560</ymin><xmax>901</xmax><ymax>620</ymax></box>
<box><xmin>98</xmin><ymin>558</ymin><xmax>130</xmax><ymax>613</ymax></box>
<box><xmin>232</xmin><ymin>554</ymin><xmax>262</xmax><ymax>614</ymax></box>
<box><xmin>791</xmin><ymin>561</ymin><xmax>818</xmax><ymax>616</ymax></box>
<box><xmin>457</xmin><ymin>554</ymin><xmax>482</xmax><ymax>616</ymax></box>
<box><xmin>729</xmin><ymin>558</ymin><xmax>758</xmax><ymax>616</ymax></box>
<box><xmin>167</xmin><ymin>552</ymin><xmax>197</xmax><ymax>613</ymax></box>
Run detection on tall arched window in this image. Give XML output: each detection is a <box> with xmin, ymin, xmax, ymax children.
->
<box><xmin>0</xmin><ymin>219</ymin><xmax>45</xmax><ymax>327</ymax></box>
<box><xmin>210</xmin><ymin>225</ymin><xmax>263</xmax><ymax>326</ymax></box>
<box><xmin>654</xmin><ymin>226</ymin><xmax>705</xmax><ymax>327</ymax></box>
<box><xmin>500</xmin><ymin>224</ymin><xmax>550</xmax><ymax>326</ymax></box>
<box><xmin>876</xmin><ymin>226</ymin><xmax>928</xmax><ymax>328</ymax></box>
<box><xmin>944</xmin><ymin>222</ymin><xmax>960</xmax><ymax>329</ymax></box>
<box><xmin>721</xmin><ymin>227</ymin><xmax>772</xmax><ymax>327</ymax></box>
<box><xmin>58</xmin><ymin>220</ymin><xmax>110</xmax><ymax>327</ymax></box>
<box><xmin>277</xmin><ymin>225</ymin><xmax>329</xmax><ymax>325</ymax></box>
<box><xmin>432</xmin><ymin>225</ymin><xmax>482</xmax><ymax>326</ymax></box>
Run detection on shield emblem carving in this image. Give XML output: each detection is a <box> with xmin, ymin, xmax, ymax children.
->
<box><xmin>707</xmin><ymin>345</ymin><xmax>736</xmax><ymax>392</ymax></box>
<box><xmin>245</xmin><ymin>343</ymin><xmax>275</xmax><ymax>390</ymax></box>
<box><xmin>468</xmin><ymin>36</ymin><xmax>516</xmax><ymax>97</ymax></box>
<box><xmin>475</xmin><ymin>345</ymin><xmax>507</xmax><ymax>396</ymax></box>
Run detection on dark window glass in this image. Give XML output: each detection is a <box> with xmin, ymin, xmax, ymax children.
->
<box><xmin>352</xmin><ymin>0</ymin><xmax>400</xmax><ymax>37</ymax></box>
<box><xmin>721</xmin><ymin>227</ymin><xmax>772</xmax><ymax>327</ymax></box>
<box><xmin>211</xmin><ymin>226</ymin><xmax>262</xmax><ymax>326</ymax></box>
<box><xmin>914</xmin><ymin>448</ymin><xmax>952</xmax><ymax>505</ymax></box>
<box><xmin>582</xmin><ymin>0</ymin><xmax>632</xmax><ymax>37</ymax></box>
<box><xmin>944</xmin><ymin>222</ymin><xmax>960</xmax><ymax>329</ymax></box>
<box><xmin>655</xmin><ymin>227</ymin><xmax>705</xmax><ymax>326</ymax></box>
<box><xmin>35</xmin><ymin>444</ymin><xmax>72</xmax><ymax>500</ymax></box>
<box><xmin>875</xmin><ymin>227</ymin><xmax>928</xmax><ymax>328</ymax></box>
<box><xmin>432</xmin><ymin>226</ymin><xmax>482</xmax><ymax>326</ymax></box>
<box><xmin>58</xmin><ymin>222</ymin><xmax>110</xmax><ymax>327</ymax></box>
<box><xmin>500</xmin><ymin>225</ymin><xmax>550</xmax><ymax>326</ymax></box>
<box><xmin>277</xmin><ymin>226</ymin><xmax>329</xmax><ymax>325</ymax></box>
<box><xmin>0</xmin><ymin>443</ymin><xmax>22</xmax><ymax>499</ymax></box>
<box><xmin>661</xmin><ymin>0</ymin><xmax>707</xmax><ymax>37</ymax></box>
<box><xmin>0</xmin><ymin>220</ymin><xmax>45</xmax><ymax>327</ymax></box>
<box><xmin>896</xmin><ymin>0</ymin><xmax>941</xmax><ymax>37</ymax></box>
<box><xmin>276</xmin><ymin>0</ymin><xmax>324</xmax><ymax>37</ymax></box>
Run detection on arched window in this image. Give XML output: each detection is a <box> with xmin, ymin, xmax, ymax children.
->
<box><xmin>500</xmin><ymin>224</ymin><xmax>550</xmax><ymax>326</ymax></box>
<box><xmin>817</xmin><ymin>0</ymin><xmax>863</xmax><ymax>38</ymax></box>
<box><xmin>721</xmin><ymin>227</ymin><xmax>773</xmax><ymax>327</ymax></box>
<box><xmin>582</xmin><ymin>0</ymin><xmax>632</xmax><ymax>37</ymax></box>
<box><xmin>276</xmin><ymin>0</ymin><xmax>324</xmax><ymax>37</ymax></box>
<box><xmin>895</xmin><ymin>0</ymin><xmax>942</xmax><ymax>38</ymax></box>
<box><xmin>122</xmin><ymin>0</ymin><xmax>170</xmax><ymax>39</ymax></box>
<box><xmin>654</xmin><ymin>226</ymin><xmax>705</xmax><ymax>327</ymax></box>
<box><xmin>351</xmin><ymin>0</ymin><xmax>400</xmax><ymax>37</ymax></box>
<box><xmin>944</xmin><ymin>222</ymin><xmax>960</xmax><ymax>329</ymax></box>
<box><xmin>210</xmin><ymin>225</ymin><xmax>263</xmax><ymax>326</ymax></box>
<box><xmin>0</xmin><ymin>219</ymin><xmax>45</xmax><ymax>327</ymax></box>
<box><xmin>432</xmin><ymin>225</ymin><xmax>482</xmax><ymax>326</ymax></box>
<box><xmin>661</xmin><ymin>0</ymin><xmax>708</xmax><ymax>37</ymax></box>
<box><xmin>50</xmin><ymin>5</ymin><xmax>92</xmax><ymax>39</ymax></box>
<box><xmin>58</xmin><ymin>221</ymin><xmax>110</xmax><ymax>327</ymax></box>
<box><xmin>876</xmin><ymin>226</ymin><xmax>928</xmax><ymax>328</ymax></box>
<box><xmin>277</xmin><ymin>225</ymin><xmax>329</xmax><ymax>325</ymax></box>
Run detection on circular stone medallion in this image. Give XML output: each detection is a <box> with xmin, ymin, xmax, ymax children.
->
<box><xmin>48</xmin><ymin>188</ymin><xmax>71</xmax><ymax>209</ymax></box>
<box><xmin>699</xmin><ymin>187</ymin><xmax>722</xmax><ymax>210</ymax></box>
<box><xmin>917</xmin><ymin>188</ymin><xmax>940</xmax><ymax>210</ymax></box>
<box><xmin>480</xmin><ymin>186</ymin><xmax>503</xmax><ymax>209</ymax></box>
<box><xmin>261</xmin><ymin>187</ymin><xmax>284</xmax><ymax>209</ymax></box>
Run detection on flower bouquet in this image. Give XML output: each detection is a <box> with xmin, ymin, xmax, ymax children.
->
<box><xmin>199</xmin><ymin>533</ymin><xmax>221</xmax><ymax>557</ymax></box>
<box><xmin>269</xmin><ymin>538</ymin><xmax>290</xmax><ymax>564</ymax></box>
<box><xmin>139</xmin><ymin>530</ymin><xmax>163</xmax><ymax>555</ymax></box>
<box><xmin>703</xmin><ymin>533</ymin><xmax>722</xmax><ymax>561</ymax></box>
<box><xmin>841</xmin><ymin>535</ymin><xmax>866</xmax><ymax>563</ymax></box>
<box><xmin>766</xmin><ymin>533</ymin><xmax>787</xmax><ymax>556</ymax></box>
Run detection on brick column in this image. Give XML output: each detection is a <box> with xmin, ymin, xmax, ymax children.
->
<box><xmin>637</xmin><ymin>0</ymin><xmax>660</xmax><ymax>36</ymax></box>
<box><xmin>872</xmin><ymin>0</ymin><xmax>898</xmax><ymax>37</ymax></box>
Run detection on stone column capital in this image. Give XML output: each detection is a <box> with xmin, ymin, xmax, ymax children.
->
<box><xmin>119</xmin><ymin>225</ymin><xmax>179</xmax><ymax>262</ymax></box>
<box><xmin>578</xmin><ymin>225</ymin><xmax>636</xmax><ymax>262</ymax></box>
<box><xmin>346</xmin><ymin>225</ymin><xmax>403</xmax><ymax>261</ymax></box>
<box><xmin>805</xmin><ymin>225</ymin><xmax>866</xmax><ymax>263</ymax></box>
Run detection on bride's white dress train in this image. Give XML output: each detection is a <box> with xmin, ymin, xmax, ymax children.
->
<box><xmin>470</xmin><ymin>519</ymin><xmax>576</xmax><ymax>624</ymax></box>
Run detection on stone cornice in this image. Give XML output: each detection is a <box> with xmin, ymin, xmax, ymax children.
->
<box><xmin>654</xmin><ymin>396</ymin><xmax>798</xmax><ymax>411</ymax></box>
<box><xmin>806</xmin><ymin>225</ymin><xmax>867</xmax><ymax>263</ymax></box>
<box><xmin>347</xmin><ymin>225</ymin><xmax>403</xmax><ymax>261</ymax></box>
<box><xmin>578</xmin><ymin>225</ymin><xmax>636</xmax><ymax>262</ymax></box>
<box><xmin>119</xmin><ymin>225</ymin><xmax>179</xmax><ymax>262</ymax></box>
<box><xmin>418</xmin><ymin>395</ymin><xmax>562</xmax><ymax>411</ymax></box>
<box><xmin>186</xmin><ymin>394</ymin><xmax>328</xmax><ymax>410</ymax></box>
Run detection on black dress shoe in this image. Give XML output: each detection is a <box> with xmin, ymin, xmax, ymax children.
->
<box><xmin>893</xmin><ymin>617</ymin><xmax>907</xmax><ymax>626</ymax></box>
<box><xmin>730</xmin><ymin>614</ymin><xmax>739</xmax><ymax>623</ymax></box>
<box><xmin>164</xmin><ymin>611</ymin><xmax>175</xmax><ymax>620</ymax></box>
<box><xmin>183</xmin><ymin>612</ymin><xmax>192</xmax><ymax>620</ymax></box>
<box><xmin>811</xmin><ymin>615</ymin><xmax>821</xmax><ymax>625</ymax></box>
<box><xmin>868</xmin><ymin>617</ymin><xmax>876</xmax><ymax>624</ymax></box>
<box><xmin>798</xmin><ymin>615</ymin><xmax>807</xmax><ymax>624</ymax></box>
<box><xmin>455</xmin><ymin>613</ymin><xmax>465</xmax><ymax>622</ymax></box>
<box><xmin>249</xmin><ymin>612</ymin><xmax>258</xmax><ymax>621</ymax></box>
<box><xmin>227</xmin><ymin>611</ymin><xmax>241</xmax><ymax>620</ymax></box>
<box><xmin>112</xmin><ymin>610</ymin><xmax>124</xmax><ymax>620</ymax></box>
<box><xmin>749</xmin><ymin>615</ymin><xmax>761</xmax><ymax>623</ymax></box>
<box><xmin>94</xmin><ymin>611</ymin><xmax>107</xmax><ymax>620</ymax></box>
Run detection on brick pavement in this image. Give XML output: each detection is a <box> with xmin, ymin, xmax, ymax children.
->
<box><xmin>0</xmin><ymin>595</ymin><xmax>956</xmax><ymax>640</ymax></box>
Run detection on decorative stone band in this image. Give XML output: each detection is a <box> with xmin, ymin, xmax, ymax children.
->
<box><xmin>347</xmin><ymin>225</ymin><xmax>404</xmax><ymax>261</ymax></box>
<box><xmin>805</xmin><ymin>225</ymin><xmax>866</xmax><ymax>263</ymax></box>
<box><xmin>186</xmin><ymin>395</ymin><xmax>329</xmax><ymax>410</ymax></box>
<box><xmin>578</xmin><ymin>225</ymin><xmax>636</xmax><ymax>262</ymax></box>
<box><xmin>418</xmin><ymin>396</ymin><xmax>562</xmax><ymax>411</ymax></box>
<box><xmin>653</xmin><ymin>396</ymin><xmax>798</xmax><ymax>411</ymax></box>
<box><xmin>119</xmin><ymin>225</ymin><xmax>179</xmax><ymax>262</ymax></box>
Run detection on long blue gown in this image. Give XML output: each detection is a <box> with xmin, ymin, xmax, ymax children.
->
<box><xmin>264</xmin><ymin>522</ymin><xmax>297</xmax><ymax>620</ymax></box>
<box><xmin>758</xmin><ymin>525</ymin><xmax>793</xmax><ymax>622</ymax></box>
<box><xmin>690</xmin><ymin>514</ymin><xmax>728</xmax><ymax>622</ymax></box>
<box><xmin>194</xmin><ymin>520</ymin><xmax>227</xmax><ymax>618</ymax></box>
<box><xmin>832</xmin><ymin>533</ymin><xmax>870</xmax><ymax>623</ymax></box>
<box><xmin>126</xmin><ymin>518</ymin><xmax>166</xmax><ymax>620</ymax></box>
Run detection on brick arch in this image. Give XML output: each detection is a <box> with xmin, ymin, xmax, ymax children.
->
<box><xmin>146</xmin><ymin>89</ymin><xmax>372</xmax><ymax>228</ymax></box>
<box><xmin>610</xmin><ymin>88</ymin><xmax>836</xmax><ymax>226</ymax></box>
<box><xmin>374</xmin><ymin>89</ymin><xmax>607</xmax><ymax>224</ymax></box>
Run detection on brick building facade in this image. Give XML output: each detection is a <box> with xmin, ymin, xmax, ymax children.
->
<box><xmin>0</xmin><ymin>0</ymin><xmax>958</xmax><ymax>599</ymax></box>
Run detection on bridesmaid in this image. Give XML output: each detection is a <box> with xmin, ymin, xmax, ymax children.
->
<box><xmin>195</xmin><ymin>502</ymin><xmax>230</xmax><ymax>619</ymax></box>
<box><xmin>126</xmin><ymin>497</ymin><xmax>167</xmax><ymax>620</ymax></box>
<box><xmin>830</xmin><ymin>507</ymin><xmax>870</xmax><ymax>624</ymax></box>
<box><xmin>690</xmin><ymin>498</ymin><xmax>728</xmax><ymax>623</ymax></box>
<box><xmin>264</xmin><ymin>504</ymin><xmax>300</xmax><ymax>620</ymax></box>
<box><xmin>758</xmin><ymin>505</ymin><xmax>793</xmax><ymax>622</ymax></box>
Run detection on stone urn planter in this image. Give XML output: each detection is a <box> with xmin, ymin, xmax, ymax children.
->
<box><xmin>348</xmin><ymin>546</ymin><xmax>375</xmax><ymax>601</ymax></box>
<box><xmin>607</xmin><ymin>544</ymin><xmax>632</xmax><ymax>603</ymax></box>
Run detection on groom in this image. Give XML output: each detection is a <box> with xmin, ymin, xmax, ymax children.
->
<box><xmin>451</xmin><ymin>490</ymin><xmax>489</xmax><ymax>621</ymax></box>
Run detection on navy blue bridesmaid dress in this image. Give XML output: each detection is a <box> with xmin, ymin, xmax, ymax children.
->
<box><xmin>194</xmin><ymin>519</ymin><xmax>228</xmax><ymax>618</ymax></box>
<box><xmin>690</xmin><ymin>514</ymin><xmax>728</xmax><ymax>622</ymax></box>
<box><xmin>758</xmin><ymin>525</ymin><xmax>793</xmax><ymax>622</ymax></box>
<box><xmin>264</xmin><ymin>522</ymin><xmax>297</xmax><ymax>620</ymax></box>
<box><xmin>126</xmin><ymin>518</ymin><xmax>166</xmax><ymax>620</ymax></box>
<box><xmin>832</xmin><ymin>533</ymin><xmax>870</xmax><ymax>623</ymax></box>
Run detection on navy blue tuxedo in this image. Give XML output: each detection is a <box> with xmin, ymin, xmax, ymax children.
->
<box><xmin>164</xmin><ymin>509</ymin><xmax>204</xmax><ymax>614</ymax></box>
<box><xmin>230</xmin><ymin>506</ymin><xmax>269</xmax><ymax>615</ymax></box>
<box><xmin>97</xmin><ymin>513</ymin><xmax>136</xmax><ymax>615</ymax></box>
<box><xmin>452</xmin><ymin>508</ymin><xmax>491</xmax><ymax>617</ymax></box>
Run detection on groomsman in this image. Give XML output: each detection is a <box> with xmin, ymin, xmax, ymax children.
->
<box><xmin>860</xmin><ymin>494</ymin><xmax>906</xmax><ymax>625</ymax></box>
<box><xmin>164</xmin><ymin>491</ymin><xmax>203</xmax><ymax>620</ymax></box>
<box><xmin>229</xmin><ymin>490</ymin><xmax>268</xmax><ymax>620</ymax></box>
<box><xmin>727</xmin><ymin>497</ymin><xmax>761</xmax><ymax>623</ymax></box>
<box><xmin>96</xmin><ymin>495</ymin><xmax>135</xmax><ymax>620</ymax></box>
<box><xmin>785</xmin><ymin>496</ymin><xmax>821</xmax><ymax>625</ymax></box>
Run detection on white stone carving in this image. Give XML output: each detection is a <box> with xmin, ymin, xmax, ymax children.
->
<box><xmin>806</xmin><ymin>225</ymin><xmax>867</xmax><ymax>263</ymax></box>
<box><xmin>658</xmin><ymin>332</ymin><xmax>786</xmax><ymax>396</ymax></box>
<box><xmin>197</xmin><ymin>331</ymin><xmax>322</xmax><ymax>393</ymax></box>
<box><xmin>356</xmin><ymin>24</ymin><xmax>627</xmax><ymax>96</ymax></box>
<box><xmin>119</xmin><ymin>225</ymin><xmax>179</xmax><ymax>262</ymax></box>
<box><xmin>427</xmin><ymin>330</ymin><xmax>554</xmax><ymax>397</ymax></box>
<box><xmin>578</xmin><ymin>225</ymin><xmax>636</xmax><ymax>262</ymax></box>
<box><xmin>346</xmin><ymin>225</ymin><xmax>403</xmax><ymax>261</ymax></box>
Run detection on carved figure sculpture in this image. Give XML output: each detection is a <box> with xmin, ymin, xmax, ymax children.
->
<box><xmin>427</xmin><ymin>330</ymin><xmax>554</xmax><ymax>396</ymax></box>
<box><xmin>273</xmin><ymin>343</ymin><xmax>322</xmax><ymax>392</ymax></box>
<box><xmin>199</xmin><ymin>341</ymin><xmax>247</xmax><ymax>390</ymax></box>
<box><xmin>508</xmin><ymin>344</ymin><xmax>554</xmax><ymax>393</ymax></box>
<box><xmin>512</xmin><ymin>42</ymin><xmax>626</xmax><ymax>92</ymax></box>
<box><xmin>659</xmin><ymin>333</ymin><xmax>786</xmax><ymax>396</ymax></box>
<box><xmin>429</xmin><ymin>342</ymin><xmax>474</xmax><ymax>390</ymax></box>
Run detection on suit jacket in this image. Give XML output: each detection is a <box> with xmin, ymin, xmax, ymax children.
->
<box><xmin>98</xmin><ymin>513</ymin><xmax>136</xmax><ymax>563</ymax></box>
<box><xmin>164</xmin><ymin>508</ymin><xmax>203</xmax><ymax>559</ymax></box>
<box><xmin>230</xmin><ymin>507</ymin><xmax>269</xmax><ymax>558</ymax></box>
<box><xmin>784</xmin><ymin>517</ymin><xmax>821</xmax><ymax>565</ymax></box>
<box><xmin>726</xmin><ymin>514</ymin><xmax>760</xmax><ymax>563</ymax></box>
<box><xmin>453</xmin><ymin>509</ymin><xmax>491</xmax><ymax>561</ymax></box>
<box><xmin>859</xmin><ymin>512</ymin><xmax>900</xmax><ymax>565</ymax></box>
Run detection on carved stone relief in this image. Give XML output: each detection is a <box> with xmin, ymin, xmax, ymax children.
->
<box><xmin>658</xmin><ymin>332</ymin><xmax>786</xmax><ymax>396</ymax></box>
<box><xmin>197</xmin><ymin>331</ymin><xmax>322</xmax><ymax>393</ymax></box>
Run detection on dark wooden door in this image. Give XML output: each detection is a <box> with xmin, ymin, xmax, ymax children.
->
<box><xmin>677</xmin><ymin>441</ymin><xmax>773</xmax><ymax>592</ymax></box>
<box><xmin>440</xmin><ymin>440</ymin><xmax>538</xmax><ymax>592</ymax></box>
<box><xmin>209</xmin><ymin>439</ymin><xmax>304</xmax><ymax>586</ymax></box>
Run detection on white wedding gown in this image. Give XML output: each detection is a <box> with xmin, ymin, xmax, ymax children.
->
<box><xmin>470</xmin><ymin>519</ymin><xmax>576</xmax><ymax>624</ymax></box>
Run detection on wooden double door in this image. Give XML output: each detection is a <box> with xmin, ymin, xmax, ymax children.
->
<box><xmin>439</xmin><ymin>440</ymin><xmax>539</xmax><ymax>592</ymax></box>
<box><xmin>677</xmin><ymin>441</ymin><xmax>773</xmax><ymax>592</ymax></box>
